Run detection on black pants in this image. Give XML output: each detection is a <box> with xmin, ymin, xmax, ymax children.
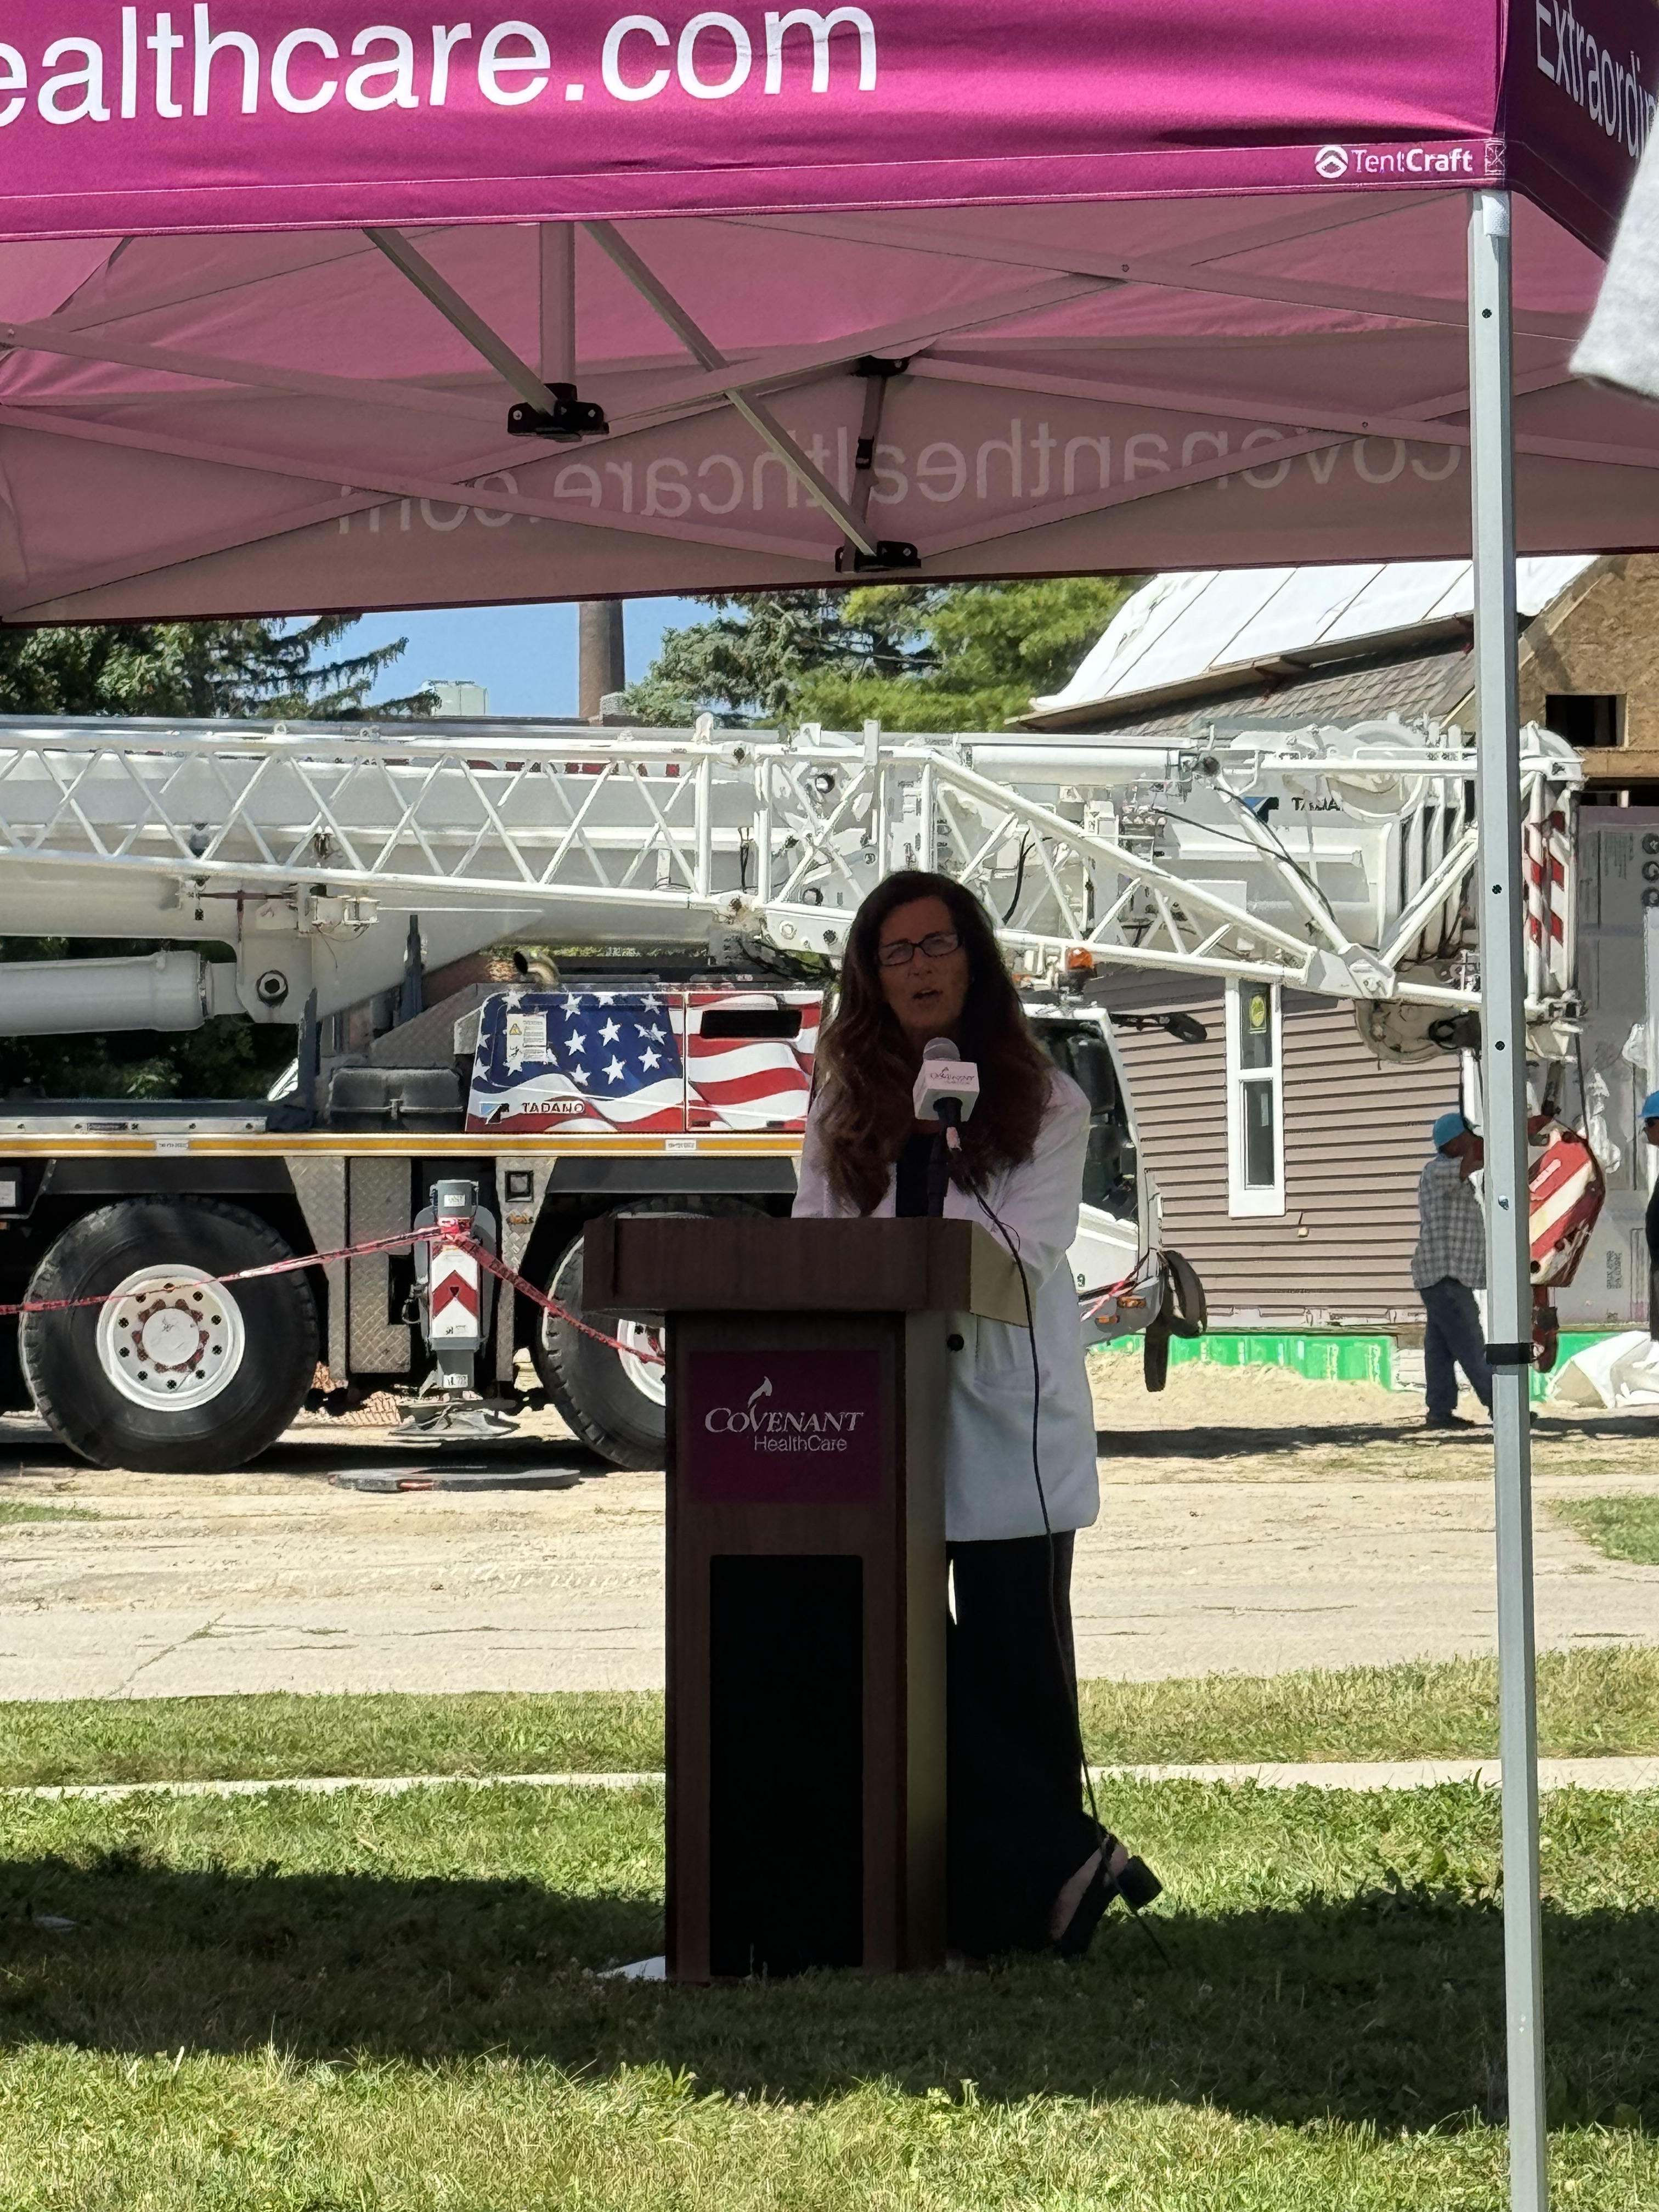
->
<box><xmin>946</xmin><ymin>1531</ymin><xmax>1100</xmax><ymax>1956</ymax></box>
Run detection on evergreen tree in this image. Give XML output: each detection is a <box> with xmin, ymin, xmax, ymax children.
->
<box><xmin>0</xmin><ymin>613</ymin><xmax>431</xmax><ymax>719</ymax></box>
<box><xmin>619</xmin><ymin>578</ymin><xmax>1137</xmax><ymax>732</ymax></box>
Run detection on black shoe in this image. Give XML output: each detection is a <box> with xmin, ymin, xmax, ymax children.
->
<box><xmin>1425</xmin><ymin>1412</ymin><xmax>1476</xmax><ymax>1430</ymax></box>
<box><xmin>1055</xmin><ymin>1832</ymin><xmax>1163</xmax><ymax>1959</ymax></box>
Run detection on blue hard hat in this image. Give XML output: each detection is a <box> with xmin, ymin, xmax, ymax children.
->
<box><xmin>1642</xmin><ymin>1092</ymin><xmax>1659</xmax><ymax>1124</ymax></box>
<box><xmin>1432</xmin><ymin>1110</ymin><xmax>1473</xmax><ymax>1150</ymax></box>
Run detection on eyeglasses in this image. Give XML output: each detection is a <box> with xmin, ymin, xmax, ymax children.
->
<box><xmin>877</xmin><ymin>929</ymin><xmax>962</xmax><ymax>968</ymax></box>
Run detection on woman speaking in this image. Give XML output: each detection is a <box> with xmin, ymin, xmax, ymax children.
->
<box><xmin>793</xmin><ymin>869</ymin><xmax>1157</xmax><ymax>1959</ymax></box>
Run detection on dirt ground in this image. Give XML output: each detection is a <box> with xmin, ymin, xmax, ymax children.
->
<box><xmin>2</xmin><ymin>1363</ymin><xmax>1657</xmax><ymax>1698</ymax></box>
<box><xmin>1091</xmin><ymin>1353</ymin><xmax>1659</xmax><ymax>1481</ymax></box>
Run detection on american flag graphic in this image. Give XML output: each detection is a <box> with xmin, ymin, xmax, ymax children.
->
<box><xmin>466</xmin><ymin>989</ymin><xmax>821</xmax><ymax>1135</ymax></box>
<box><xmin>687</xmin><ymin>989</ymin><xmax>821</xmax><ymax>1130</ymax></box>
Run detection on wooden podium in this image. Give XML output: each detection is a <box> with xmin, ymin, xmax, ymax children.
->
<box><xmin>584</xmin><ymin>1214</ymin><xmax>1026</xmax><ymax>1980</ymax></box>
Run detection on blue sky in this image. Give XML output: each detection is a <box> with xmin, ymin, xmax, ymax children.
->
<box><xmin>347</xmin><ymin>598</ymin><xmax>702</xmax><ymax>716</ymax></box>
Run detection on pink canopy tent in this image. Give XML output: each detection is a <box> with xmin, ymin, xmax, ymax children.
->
<box><xmin>3</xmin><ymin>9</ymin><xmax>1656</xmax><ymax>2208</ymax></box>
<box><xmin>0</xmin><ymin>1</ymin><xmax>1649</xmax><ymax>618</ymax></box>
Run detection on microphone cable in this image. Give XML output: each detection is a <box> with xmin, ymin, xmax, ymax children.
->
<box><xmin>922</xmin><ymin>1122</ymin><xmax>1069</xmax><ymax>1741</ymax></box>
<box><xmin>960</xmin><ymin>1171</ymin><xmax>1103</xmax><ymax>1829</ymax></box>
<box><xmin>963</xmin><ymin>1161</ymin><xmax>1169</xmax><ymax>1965</ymax></box>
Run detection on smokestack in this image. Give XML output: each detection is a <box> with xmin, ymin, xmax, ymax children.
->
<box><xmin>579</xmin><ymin>601</ymin><xmax>625</xmax><ymax>722</ymax></box>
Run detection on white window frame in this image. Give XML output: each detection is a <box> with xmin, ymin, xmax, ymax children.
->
<box><xmin>1225</xmin><ymin>978</ymin><xmax>1285</xmax><ymax>1217</ymax></box>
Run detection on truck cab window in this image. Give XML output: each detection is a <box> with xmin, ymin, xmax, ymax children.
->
<box><xmin>1034</xmin><ymin>1021</ymin><xmax>1137</xmax><ymax>1217</ymax></box>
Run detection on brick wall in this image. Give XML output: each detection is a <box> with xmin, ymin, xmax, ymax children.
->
<box><xmin>1443</xmin><ymin>555</ymin><xmax>1659</xmax><ymax>754</ymax></box>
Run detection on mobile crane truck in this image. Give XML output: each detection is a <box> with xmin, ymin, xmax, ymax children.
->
<box><xmin>0</xmin><ymin>710</ymin><xmax>1583</xmax><ymax>1471</ymax></box>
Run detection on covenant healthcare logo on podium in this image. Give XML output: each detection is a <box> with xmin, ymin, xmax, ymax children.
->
<box><xmin>685</xmin><ymin>1352</ymin><xmax>882</xmax><ymax>1504</ymax></box>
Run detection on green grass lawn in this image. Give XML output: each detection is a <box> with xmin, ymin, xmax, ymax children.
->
<box><xmin>1081</xmin><ymin>1647</ymin><xmax>1659</xmax><ymax>1764</ymax></box>
<box><xmin>0</xmin><ymin>1689</ymin><xmax>664</xmax><ymax>1789</ymax></box>
<box><xmin>5</xmin><ymin>1649</ymin><xmax>1659</xmax><ymax>1790</ymax></box>
<box><xmin>1552</xmin><ymin>1493</ymin><xmax>1659</xmax><ymax>1567</ymax></box>
<box><xmin>2</xmin><ymin>1776</ymin><xmax>1658</xmax><ymax>2209</ymax></box>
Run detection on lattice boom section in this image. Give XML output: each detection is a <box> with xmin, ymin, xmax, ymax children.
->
<box><xmin>0</xmin><ymin>721</ymin><xmax>1582</xmax><ymax>1010</ymax></box>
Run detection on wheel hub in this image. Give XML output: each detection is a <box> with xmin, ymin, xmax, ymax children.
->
<box><xmin>95</xmin><ymin>1264</ymin><xmax>246</xmax><ymax>1412</ymax></box>
<box><xmin>616</xmin><ymin>1318</ymin><xmax>666</xmax><ymax>1407</ymax></box>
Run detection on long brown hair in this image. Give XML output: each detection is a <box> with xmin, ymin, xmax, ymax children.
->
<box><xmin>813</xmin><ymin>871</ymin><xmax>1053</xmax><ymax>1214</ymax></box>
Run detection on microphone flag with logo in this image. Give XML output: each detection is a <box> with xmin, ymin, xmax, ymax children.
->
<box><xmin>912</xmin><ymin>1037</ymin><xmax>980</xmax><ymax>1151</ymax></box>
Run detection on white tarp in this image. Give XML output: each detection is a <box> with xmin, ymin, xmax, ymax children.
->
<box><xmin>1549</xmin><ymin>1329</ymin><xmax>1659</xmax><ymax>1409</ymax></box>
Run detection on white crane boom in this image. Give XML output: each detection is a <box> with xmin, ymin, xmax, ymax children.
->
<box><xmin>0</xmin><ymin>712</ymin><xmax>1581</xmax><ymax>1045</ymax></box>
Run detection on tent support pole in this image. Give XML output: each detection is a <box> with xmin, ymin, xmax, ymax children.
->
<box><xmin>1468</xmin><ymin>185</ymin><xmax>1549</xmax><ymax>2212</ymax></box>
<box><xmin>364</xmin><ymin>227</ymin><xmax>554</xmax><ymax>414</ymax></box>
<box><xmin>539</xmin><ymin>224</ymin><xmax>577</xmax><ymax>388</ymax></box>
<box><xmin>583</xmin><ymin>219</ymin><xmax>880</xmax><ymax>558</ymax></box>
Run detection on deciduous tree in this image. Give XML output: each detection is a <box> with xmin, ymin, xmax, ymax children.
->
<box><xmin>619</xmin><ymin>579</ymin><xmax>1137</xmax><ymax>731</ymax></box>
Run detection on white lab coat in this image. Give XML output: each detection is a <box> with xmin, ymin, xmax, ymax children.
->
<box><xmin>792</xmin><ymin>1068</ymin><xmax>1101</xmax><ymax>1543</ymax></box>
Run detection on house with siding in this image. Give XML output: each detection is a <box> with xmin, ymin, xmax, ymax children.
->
<box><xmin>1022</xmin><ymin>557</ymin><xmax>1659</xmax><ymax>1335</ymax></box>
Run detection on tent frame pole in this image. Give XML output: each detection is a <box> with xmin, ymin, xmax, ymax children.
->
<box><xmin>583</xmin><ymin>219</ymin><xmax>881</xmax><ymax>558</ymax></box>
<box><xmin>1468</xmin><ymin>185</ymin><xmax>1549</xmax><ymax>2212</ymax></box>
<box><xmin>363</xmin><ymin>227</ymin><xmax>555</xmax><ymax>414</ymax></box>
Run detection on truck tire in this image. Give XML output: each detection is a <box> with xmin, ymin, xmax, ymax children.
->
<box><xmin>532</xmin><ymin>1200</ymin><xmax>759</xmax><ymax>1470</ymax></box>
<box><xmin>20</xmin><ymin>1199</ymin><xmax>319</xmax><ymax>1473</ymax></box>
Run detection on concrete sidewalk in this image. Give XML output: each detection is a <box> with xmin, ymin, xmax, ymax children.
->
<box><xmin>5</xmin><ymin>1389</ymin><xmax>1659</xmax><ymax>1696</ymax></box>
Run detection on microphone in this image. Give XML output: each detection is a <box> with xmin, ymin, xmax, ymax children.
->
<box><xmin>912</xmin><ymin>1036</ymin><xmax>980</xmax><ymax>1153</ymax></box>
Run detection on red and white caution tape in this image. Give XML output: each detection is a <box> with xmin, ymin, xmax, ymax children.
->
<box><xmin>1080</xmin><ymin>1267</ymin><xmax>1143</xmax><ymax>1324</ymax></box>
<box><xmin>0</xmin><ymin>1225</ymin><xmax>662</xmax><ymax>1365</ymax></box>
<box><xmin>469</xmin><ymin>1239</ymin><xmax>663</xmax><ymax>1363</ymax></box>
<box><xmin>0</xmin><ymin>1227</ymin><xmax>429</xmax><ymax>1322</ymax></box>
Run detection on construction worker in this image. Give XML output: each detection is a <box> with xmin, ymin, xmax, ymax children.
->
<box><xmin>1412</xmin><ymin>1110</ymin><xmax>1494</xmax><ymax>1431</ymax></box>
<box><xmin>1642</xmin><ymin>1091</ymin><xmax>1659</xmax><ymax>1337</ymax></box>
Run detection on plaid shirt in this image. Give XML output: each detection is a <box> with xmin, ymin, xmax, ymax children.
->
<box><xmin>1412</xmin><ymin>1152</ymin><xmax>1487</xmax><ymax>1291</ymax></box>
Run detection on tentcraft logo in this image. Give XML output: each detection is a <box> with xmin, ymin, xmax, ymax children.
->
<box><xmin>1316</xmin><ymin>142</ymin><xmax>1476</xmax><ymax>182</ymax></box>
